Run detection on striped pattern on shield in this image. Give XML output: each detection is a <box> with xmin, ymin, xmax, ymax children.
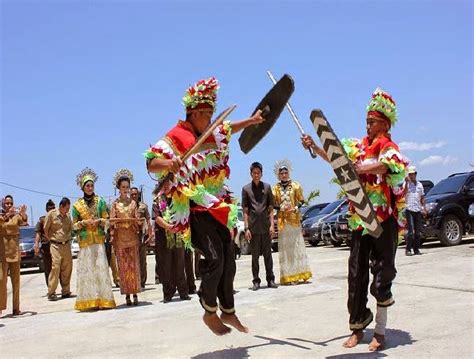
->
<box><xmin>310</xmin><ymin>109</ymin><xmax>383</xmax><ymax>238</ymax></box>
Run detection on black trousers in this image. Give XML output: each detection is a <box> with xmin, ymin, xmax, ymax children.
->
<box><xmin>184</xmin><ymin>249</ymin><xmax>196</xmax><ymax>293</ymax></box>
<box><xmin>190</xmin><ymin>211</ymin><xmax>235</xmax><ymax>314</ymax></box>
<box><xmin>406</xmin><ymin>210</ymin><xmax>422</xmax><ymax>253</ymax></box>
<box><xmin>154</xmin><ymin>229</ymin><xmax>161</xmax><ymax>282</ymax></box>
<box><xmin>139</xmin><ymin>237</ymin><xmax>147</xmax><ymax>287</ymax></box>
<box><xmin>156</xmin><ymin>231</ymin><xmax>188</xmax><ymax>300</ymax></box>
<box><xmin>41</xmin><ymin>243</ymin><xmax>52</xmax><ymax>286</ymax></box>
<box><xmin>250</xmin><ymin>231</ymin><xmax>275</xmax><ymax>284</ymax></box>
<box><xmin>347</xmin><ymin>217</ymin><xmax>398</xmax><ymax>331</ymax></box>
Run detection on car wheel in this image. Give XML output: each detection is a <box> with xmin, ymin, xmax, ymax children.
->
<box><xmin>308</xmin><ymin>240</ymin><xmax>318</xmax><ymax>247</ymax></box>
<box><xmin>331</xmin><ymin>239</ymin><xmax>342</xmax><ymax>247</ymax></box>
<box><xmin>240</xmin><ymin>233</ymin><xmax>251</xmax><ymax>255</ymax></box>
<box><xmin>439</xmin><ymin>214</ymin><xmax>463</xmax><ymax>246</ymax></box>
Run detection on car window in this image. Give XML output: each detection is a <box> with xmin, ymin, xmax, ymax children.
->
<box><xmin>467</xmin><ymin>178</ymin><xmax>474</xmax><ymax>191</ymax></box>
<box><xmin>20</xmin><ymin>227</ymin><xmax>36</xmax><ymax>239</ymax></box>
<box><xmin>319</xmin><ymin>199</ymin><xmax>344</xmax><ymax>215</ymax></box>
<box><xmin>428</xmin><ymin>175</ymin><xmax>468</xmax><ymax>195</ymax></box>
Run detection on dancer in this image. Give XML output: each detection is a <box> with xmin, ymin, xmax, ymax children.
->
<box><xmin>302</xmin><ymin>88</ymin><xmax>407</xmax><ymax>351</ymax></box>
<box><xmin>146</xmin><ymin>77</ymin><xmax>264</xmax><ymax>335</ymax></box>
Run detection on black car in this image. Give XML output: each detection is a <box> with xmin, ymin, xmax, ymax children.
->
<box><xmin>335</xmin><ymin>207</ymin><xmax>351</xmax><ymax>246</ymax></box>
<box><xmin>321</xmin><ymin>203</ymin><xmax>349</xmax><ymax>247</ymax></box>
<box><xmin>302</xmin><ymin>199</ymin><xmax>346</xmax><ymax>246</ymax></box>
<box><xmin>19</xmin><ymin>226</ymin><xmax>44</xmax><ymax>272</ymax></box>
<box><xmin>300</xmin><ymin>202</ymin><xmax>330</xmax><ymax>222</ymax></box>
<box><xmin>422</xmin><ymin>171</ymin><xmax>474</xmax><ymax>246</ymax></box>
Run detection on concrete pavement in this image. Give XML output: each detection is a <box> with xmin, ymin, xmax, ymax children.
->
<box><xmin>1</xmin><ymin>237</ymin><xmax>473</xmax><ymax>358</ymax></box>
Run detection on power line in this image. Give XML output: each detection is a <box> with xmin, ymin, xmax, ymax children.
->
<box><xmin>0</xmin><ymin>181</ymin><xmax>115</xmax><ymax>199</ymax></box>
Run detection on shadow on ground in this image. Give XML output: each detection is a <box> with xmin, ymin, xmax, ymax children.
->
<box><xmin>325</xmin><ymin>328</ymin><xmax>415</xmax><ymax>359</ymax></box>
<box><xmin>191</xmin><ymin>329</ymin><xmax>414</xmax><ymax>359</ymax></box>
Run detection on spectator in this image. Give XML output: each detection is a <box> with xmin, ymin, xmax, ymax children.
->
<box><xmin>404</xmin><ymin>166</ymin><xmax>426</xmax><ymax>256</ymax></box>
<box><xmin>34</xmin><ymin>199</ymin><xmax>56</xmax><ymax>287</ymax></box>
<box><xmin>241</xmin><ymin>162</ymin><xmax>277</xmax><ymax>291</ymax></box>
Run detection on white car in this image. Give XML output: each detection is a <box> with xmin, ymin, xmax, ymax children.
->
<box><xmin>71</xmin><ymin>237</ymin><xmax>80</xmax><ymax>258</ymax></box>
<box><xmin>234</xmin><ymin>207</ymin><xmax>250</xmax><ymax>255</ymax></box>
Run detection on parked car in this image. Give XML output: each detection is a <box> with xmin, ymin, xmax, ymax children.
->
<box><xmin>300</xmin><ymin>202</ymin><xmax>330</xmax><ymax>222</ymax></box>
<box><xmin>421</xmin><ymin>180</ymin><xmax>435</xmax><ymax>195</ymax></box>
<box><xmin>146</xmin><ymin>235</ymin><xmax>156</xmax><ymax>254</ymax></box>
<box><xmin>335</xmin><ymin>207</ymin><xmax>351</xmax><ymax>246</ymax></box>
<box><xmin>235</xmin><ymin>207</ymin><xmax>250</xmax><ymax>255</ymax></box>
<box><xmin>302</xmin><ymin>199</ymin><xmax>346</xmax><ymax>246</ymax></box>
<box><xmin>19</xmin><ymin>226</ymin><xmax>44</xmax><ymax>272</ymax></box>
<box><xmin>321</xmin><ymin>203</ymin><xmax>349</xmax><ymax>247</ymax></box>
<box><xmin>422</xmin><ymin>171</ymin><xmax>474</xmax><ymax>246</ymax></box>
<box><xmin>71</xmin><ymin>236</ymin><xmax>80</xmax><ymax>258</ymax></box>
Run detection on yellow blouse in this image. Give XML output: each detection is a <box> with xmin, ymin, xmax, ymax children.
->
<box><xmin>272</xmin><ymin>181</ymin><xmax>304</xmax><ymax>230</ymax></box>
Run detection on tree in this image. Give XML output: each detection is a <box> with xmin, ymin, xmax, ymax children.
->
<box><xmin>330</xmin><ymin>177</ymin><xmax>346</xmax><ymax>199</ymax></box>
<box><xmin>303</xmin><ymin>189</ymin><xmax>320</xmax><ymax>206</ymax></box>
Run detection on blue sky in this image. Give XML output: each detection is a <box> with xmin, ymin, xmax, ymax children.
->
<box><xmin>1</xmin><ymin>0</ymin><xmax>472</xmax><ymax>223</ymax></box>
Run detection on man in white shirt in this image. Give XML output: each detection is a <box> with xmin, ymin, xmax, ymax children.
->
<box><xmin>404</xmin><ymin>166</ymin><xmax>426</xmax><ymax>255</ymax></box>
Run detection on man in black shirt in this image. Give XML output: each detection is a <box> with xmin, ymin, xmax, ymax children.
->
<box><xmin>241</xmin><ymin>162</ymin><xmax>277</xmax><ymax>290</ymax></box>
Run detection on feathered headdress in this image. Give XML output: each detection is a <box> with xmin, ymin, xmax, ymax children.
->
<box><xmin>273</xmin><ymin>159</ymin><xmax>292</xmax><ymax>178</ymax></box>
<box><xmin>182</xmin><ymin>77</ymin><xmax>219</xmax><ymax>112</ymax></box>
<box><xmin>76</xmin><ymin>167</ymin><xmax>98</xmax><ymax>189</ymax></box>
<box><xmin>113</xmin><ymin>168</ymin><xmax>134</xmax><ymax>188</ymax></box>
<box><xmin>366</xmin><ymin>87</ymin><xmax>398</xmax><ymax>128</ymax></box>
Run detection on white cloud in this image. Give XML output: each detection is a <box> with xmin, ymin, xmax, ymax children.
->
<box><xmin>399</xmin><ymin>141</ymin><xmax>447</xmax><ymax>151</ymax></box>
<box><xmin>419</xmin><ymin>155</ymin><xmax>458</xmax><ymax>166</ymax></box>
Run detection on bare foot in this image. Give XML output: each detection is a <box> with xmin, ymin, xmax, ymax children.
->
<box><xmin>342</xmin><ymin>330</ymin><xmax>363</xmax><ymax>348</ymax></box>
<box><xmin>368</xmin><ymin>333</ymin><xmax>385</xmax><ymax>351</ymax></box>
<box><xmin>202</xmin><ymin>312</ymin><xmax>231</xmax><ymax>336</ymax></box>
<box><xmin>220</xmin><ymin>312</ymin><xmax>249</xmax><ymax>333</ymax></box>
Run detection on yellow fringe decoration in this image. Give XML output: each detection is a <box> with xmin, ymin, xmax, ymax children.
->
<box><xmin>280</xmin><ymin>271</ymin><xmax>312</xmax><ymax>284</ymax></box>
<box><xmin>74</xmin><ymin>298</ymin><xmax>116</xmax><ymax>311</ymax></box>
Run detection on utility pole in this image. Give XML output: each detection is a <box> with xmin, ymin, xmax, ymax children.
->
<box><xmin>30</xmin><ymin>205</ymin><xmax>34</xmax><ymax>225</ymax></box>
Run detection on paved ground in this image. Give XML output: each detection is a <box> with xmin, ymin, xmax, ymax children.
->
<box><xmin>1</xmin><ymin>236</ymin><xmax>473</xmax><ymax>358</ymax></box>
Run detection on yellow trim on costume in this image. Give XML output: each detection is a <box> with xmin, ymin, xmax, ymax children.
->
<box><xmin>349</xmin><ymin>311</ymin><xmax>374</xmax><ymax>331</ymax></box>
<box><xmin>74</xmin><ymin>298</ymin><xmax>116</xmax><ymax>311</ymax></box>
<box><xmin>280</xmin><ymin>271</ymin><xmax>312</xmax><ymax>284</ymax></box>
<box><xmin>377</xmin><ymin>297</ymin><xmax>395</xmax><ymax>307</ymax></box>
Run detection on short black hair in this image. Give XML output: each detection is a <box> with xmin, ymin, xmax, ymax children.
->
<box><xmin>4</xmin><ymin>194</ymin><xmax>13</xmax><ymax>201</ymax></box>
<box><xmin>130</xmin><ymin>187</ymin><xmax>139</xmax><ymax>192</ymax></box>
<box><xmin>59</xmin><ymin>197</ymin><xmax>70</xmax><ymax>207</ymax></box>
<box><xmin>45</xmin><ymin>199</ymin><xmax>55</xmax><ymax>210</ymax></box>
<box><xmin>250</xmin><ymin>162</ymin><xmax>263</xmax><ymax>172</ymax></box>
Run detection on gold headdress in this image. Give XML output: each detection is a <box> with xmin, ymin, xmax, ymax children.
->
<box><xmin>76</xmin><ymin>167</ymin><xmax>98</xmax><ymax>189</ymax></box>
<box><xmin>113</xmin><ymin>169</ymin><xmax>134</xmax><ymax>188</ymax></box>
<box><xmin>273</xmin><ymin>159</ymin><xmax>292</xmax><ymax>178</ymax></box>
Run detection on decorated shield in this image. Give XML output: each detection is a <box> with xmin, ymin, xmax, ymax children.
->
<box><xmin>310</xmin><ymin>109</ymin><xmax>383</xmax><ymax>238</ymax></box>
<box><xmin>238</xmin><ymin>74</ymin><xmax>295</xmax><ymax>154</ymax></box>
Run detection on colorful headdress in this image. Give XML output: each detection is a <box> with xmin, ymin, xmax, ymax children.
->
<box><xmin>273</xmin><ymin>159</ymin><xmax>292</xmax><ymax>178</ymax></box>
<box><xmin>366</xmin><ymin>87</ymin><xmax>398</xmax><ymax>128</ymax></box>
<box><xmin>113</xmin><ymin>168</ymin><xmax>134</xmax><ymax>188</ymax></box>
<box><xmin>182</xmin><ymin>77</ymin><xmax>219</xmax><ymax>112</ymax></box>
<box><xmin>76</xmin><ymin>167</ymin><xmax>98</xmax><ymax>189</ymax></box>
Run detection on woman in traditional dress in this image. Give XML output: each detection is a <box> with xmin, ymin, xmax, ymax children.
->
<box><xmin>72</xmin><ymin>168</ymin><xmax>116</xmax><ymax>311</ymax></box>
<box><xmin>109</xmin><ymin>169</ymin><xmax>142</xmax><ymax>306</ymax></box>
<box><xmin>272</xmin><ymin>160</ymin><xmax>312</xmax><ymax>285</ymax></box>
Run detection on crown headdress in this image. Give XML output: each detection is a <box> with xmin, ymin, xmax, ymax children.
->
<box><xmin>182</xmin><ymin>77</ymin><xmax>219</xmax><ymax>111</ymax></box>
<box><xmin>76</xmin><ymin>167</ymin><xmax>98</xmax><ymax>189</ymax></box>
<box><xmin>366</xmin><ymin>87</ymin><xmax>398</xmax><ymax>127</ymax></box>
<box><xmin>113</xmin><ymin>168</ymin><xmax>134</xmax><ymax>188</ymax></box>
<box><xmin>273</xmin><ymin>159</ymin><xmax>292</xmax><ymax>178</ymax></box>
